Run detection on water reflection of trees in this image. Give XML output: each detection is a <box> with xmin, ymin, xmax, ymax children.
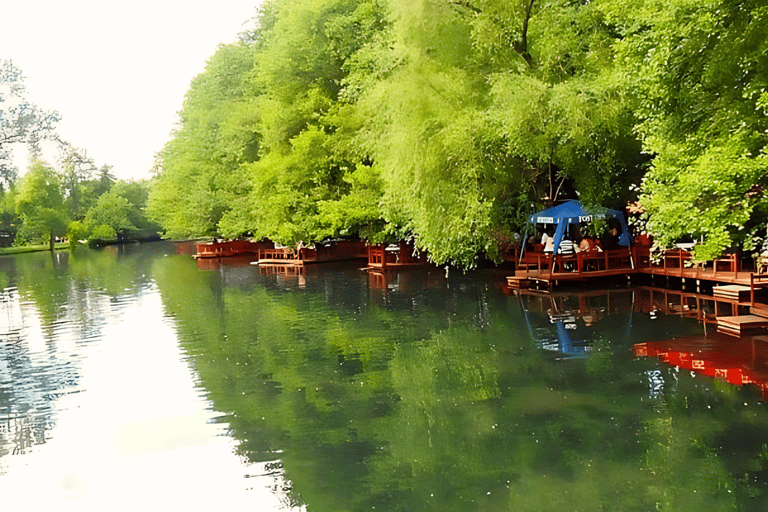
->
<box><xmin>0</xmin><ymin>243</ymin><xmax>177</xmax><ymax>461</ymax></box>
<box><xmin>154</xmin><ymin>257</ymin><xmax>768</xmax><ymax>511</ymax></box>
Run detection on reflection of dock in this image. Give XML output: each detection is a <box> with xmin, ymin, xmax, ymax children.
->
<box><xmin>633</xmin><ymin>334</ymin><xmax>768</xmax><ymax>401</ymax></box>
<box><xmin>515</xmin><ymin>288</ymin><xmax>636</xmax><ymax>359</ymax></box>
<box><xmin>509</xmin><ymin>247</ymin><xmax>768</xmax><ymax>337</ymax></box>
<box><xmin>515</xmin><ymin>284</ymin><xmax>768</xmax><ymax>338</ymax></box>
<box><xmin>259</xmin><ymin>264</ymin><xmax>305</xmax><ymax>276</ymax></box>
<box><xmin>367</xmin><ymin>268</ymin><xmax>444</xmax><ymax>293</ymax></box>
<box><xmin>196</xmin><ymin>253</ymin><xmax>259</xmax><ymax>271</ymax></box>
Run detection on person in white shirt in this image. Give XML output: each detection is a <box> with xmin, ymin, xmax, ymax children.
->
<box><xmin>558</xmin><ymin>238</ymin><xmax>575</xmax><ymax>255</ymax></box>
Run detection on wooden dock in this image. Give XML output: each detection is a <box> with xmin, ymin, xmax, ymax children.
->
<box><xmin>717</xmin><ymin>314</ymin><xmax>768</xmax><ymax>337</ymax></box>
<box><xmin>365</xmin><ymin>242</ymin><xmax>429</xmax><ymax>271</ymax></box>
<box><xmin>508</xmin><ymin>246</ymin><xmax>768</xmax><ymax>337</ymax></box>
<box><xmin>252</xmin><ymin>241</ymin><xmax>368</xmax><ymax>266</ymax></box>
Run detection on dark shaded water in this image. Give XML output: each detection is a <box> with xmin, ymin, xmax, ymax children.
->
<box><xmin>2</xmin><ymin>242</ymin><xmax>768</xmax><ymax>511</ymax></box>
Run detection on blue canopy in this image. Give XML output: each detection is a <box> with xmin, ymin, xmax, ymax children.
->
<box><xmin>527</xmin><ymin>200</ymin><xmax>631</xmax><ymax>256</ymax></box>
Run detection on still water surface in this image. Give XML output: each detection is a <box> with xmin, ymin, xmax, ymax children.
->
<box><xmin>1</xmin><ymin>242</ymin><xmax>768</xmax><ymax>511</ymax></box>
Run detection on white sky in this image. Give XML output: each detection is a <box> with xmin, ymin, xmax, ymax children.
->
<box><xmin>1</xmin><ymin>1</ymin><xmax>261</xmax><ymax>181</ymax></box>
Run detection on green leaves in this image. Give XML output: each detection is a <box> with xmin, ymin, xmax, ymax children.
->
<box><xmin>146</xmin><ymin>0</ymin><xmax>768</xmax><ymax>265</ymax></box>
<box><xmin>148</xmin><ymin>43</ymin><xmax>260</xmax><ymax>238</ymax></box>
<box><xmin>610</xmin><ymin>0</ymin><xmax>768</xmax><ymax>259</ymax></box>
<box><xmin>14</xmin><ymin>160</ymin><xmax>67</xmax><ymax>245</ymax></box>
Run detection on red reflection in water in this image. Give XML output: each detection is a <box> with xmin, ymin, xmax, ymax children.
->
<box><xmin>633</xmin><ymin>334</ymin><xmax>768</xmax><ymax>400</ymax></box>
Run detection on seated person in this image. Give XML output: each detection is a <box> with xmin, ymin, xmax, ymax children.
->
<box><xmin>541</xmin><ymin>228</ymin><xmax>556</xmax><ymax>253</ymax></box>
<box><xmin>577</xmin><ymin>236</ymin><xmax>592</xmax><ymax>252</ymax></box>
<box><xmin>603</xmin><ymin>227</ymin><xmax>621</xmax><ymax>250</ymax></box>
<box><xmin>635</xmin><ymin>232</ymin><xmax>652</xmax><ymax>246</ymax></box>
<box><xmin>558</xmin><ymin>238</ymin><xmax>576</xmax><ymax>254</ymax></box>
<box><xmin>594</xmin><ymin>238</ymin><xmax>604</xmax><ymax>252</ymax></box>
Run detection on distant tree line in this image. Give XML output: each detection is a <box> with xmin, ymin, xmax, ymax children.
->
<box><xmin>0</xmin><ymin>60</ymin><xmax>160</xmax><ymax>249</ymax></box>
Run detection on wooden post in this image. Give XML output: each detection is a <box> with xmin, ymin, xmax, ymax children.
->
<box><xmin>381</xmin><ymin>245</ymin><xmax>387</xmax><ymax>271</ymax></box>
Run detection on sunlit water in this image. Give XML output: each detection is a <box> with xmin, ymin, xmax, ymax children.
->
<box><xmin>2</xmin><ymin>243</ymin><xmax>768</xmax><ymax>511</ymax></box>
<box><xmin>0</xmin><ymin>246</ymin><xmax>295</xmax><ymax>511</ymax></box>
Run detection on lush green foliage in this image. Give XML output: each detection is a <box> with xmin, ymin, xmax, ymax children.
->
<box><xmin>148</xmin><ymin>0</ymin><xmax>768</xmax><ymax>266</ymax></box>
<box><xmin>603</xmin><ymin>0</ymin><xmax>768</xmax><ymax>261</ymax></box>
<box><xmin>147</xmin><ymin>42</ymin><xmax>260</xmax><ymax>238</ymax></box>
<box><xmin>14</xmin><ymin>160</ymin><xmax>68</xmax><ymax>245</ymax></box>
<box><xmin>0</xmin><ymin>62</ymin><xmax>159</xmax><ymax>249</ymax></box>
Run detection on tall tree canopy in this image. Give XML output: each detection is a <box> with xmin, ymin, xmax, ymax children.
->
<box><xmin>14</xmin><ymin>160</ymin><xmax>67</xmax><ymax>249</ymax></box>
<box><xmin>147</xmin><ymin>41</ymin><xmax>261</xmax><ymax>238</ymax></box>
<box><xmin>0</xmin><ymin>60</ymin><xmax>61</xmax><ymax>186</ymax></box>
<box><xmin>148</xmin><ymin>0</ymin><xmax>768</xmax><ymax>266</ymax></box>
<box><xmin>603</xmin><ymin>0</ymin><xmax>768</xmax><ymax>261</ymax></box>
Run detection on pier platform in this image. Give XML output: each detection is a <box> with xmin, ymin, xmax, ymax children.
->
<box><xmin>508</xmin><ymin>247</ymin><xmax>768</xmax><ymax>337</ymax></box>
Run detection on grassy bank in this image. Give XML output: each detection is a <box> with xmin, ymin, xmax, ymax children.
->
<box><xmin>0</xmin><ymin>243</ymin><xmax>71</xmax><ymax>255</ymax></box>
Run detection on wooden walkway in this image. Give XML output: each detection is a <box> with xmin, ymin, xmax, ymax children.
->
<box><xmin>508</xmin><ymin>246</ymin><xmax>768</xmax><ymax>337</ymax></box>
<box><xmin>365</xmin><ymin>243</ymin><xmax>429</xmax><ymax>271</ymax></box>
<box><xmin>253</xmin><ymin>241</ymin><xmax>368</xmax><ymax>266</ymax></box>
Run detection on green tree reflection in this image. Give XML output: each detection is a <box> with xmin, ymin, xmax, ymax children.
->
<box><xmin>152</xmin><ymin>257</ymin><xmax>768</xmax><ymax>512</ymax></box>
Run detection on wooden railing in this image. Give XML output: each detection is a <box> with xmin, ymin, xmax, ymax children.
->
<box><xmin>713</xmin><ymin>253</ymin><xmax>740</xmax><ymax>275</ymax></box>
<box><xmin>367</xmin><ymin>243</ymin><xmax>427</xmax><ymax>268</ymax></box>
<box><xmin>632</xmin><ymin>247</ymin><xmax>741</xmax><ymax>279</ymax></box>
<box><xmin>368</xmin><ymin>245</ymin><xmax>387</xmax><ymax>268</ymax></box>
<box><xmin>258</xmin><ymin>248</ymin><xmax>300</xmax><ymax>261</ymax></box>
<box><xmin>519</xmin><ymin>248</ymin><xmax>634</xmax><ymax>277</ymax></box>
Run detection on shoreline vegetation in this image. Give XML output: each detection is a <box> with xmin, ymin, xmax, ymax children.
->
<box><xmin>142</xmin><ymin>0</ymin><xmax>768</xmax><ymax>268</ymax></box>
<box><xmin>2</xmin><ymin>1</ymin><xmax>767</xmax><ymax>268</ymax></box>
<box><xmin>0</xmin><ymin>242</ymin><xmax>70</xmax><ymax>255</ymax></box>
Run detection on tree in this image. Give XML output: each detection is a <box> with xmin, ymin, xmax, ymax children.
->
<box><xmin>59</xmin><ymin>144</ymin><xmax>97</xmax><ymax>219</ymax></box>
<box><xmin>94</xmin><ymin>164</ymin><xmax>116</xmax><ymax>196</ymax></box>
<box><xmin>148</xmin><ymin>42</ymin><xmax>261</xmax><ymax>238</ymax></box>
<box><xmin>352</xmin><ymin>0</ymin><xmax>639</xmax><ymax>265</ymax></box>
<box><xmin>603</xmin><ymin>0</ymin><xmax>768</xmax><ymax>261</ymax></box>
<box><xmin>14</xmin><ymin>160</ymin><xmax>68</xmax><ymax>250</ymax></box>
<box><xmin>68</xmin><ymin>179</ymin><xmax>159</xmax><ymax>245</ymax></box>
<box><xmin>82</xmin><ymin>190</ymin><xmax>136</xmax><ymax>243</ymax></box>
<box><xmin>0</xmin><ymin>60</ymin><xmax>61</xmax><ymax>187</ymax></box>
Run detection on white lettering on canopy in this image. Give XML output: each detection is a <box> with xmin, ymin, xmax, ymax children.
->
<box><xmin>579</xmin><ymin>215</ymin><xmax>593</xmax><ymax>223</ymax></box>
<box><xmin>536</xmin><ymin>216</ymin><xmax>554</xmax><ymax>223</ymax></box>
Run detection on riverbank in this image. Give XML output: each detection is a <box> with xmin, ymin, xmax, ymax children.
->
<box><xmin>0</xmin><ymin>242</ymin><xmax>70</xmax><ymax>255</ymax></box>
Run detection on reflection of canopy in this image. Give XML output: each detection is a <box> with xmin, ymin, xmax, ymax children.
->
<box><xmin>555</xmin><ymin>321</ymin><xmax>590</xmax><ymax>358</ymax></box>
<box><xmin>526</xmin><ymin>200</ymin><xmax>631</xmax><ymax>256</ymax></box>
<box><xmin>516</xmin><ymin>289</ymin><xmax>636</xmax><ymax>360</ymax></box>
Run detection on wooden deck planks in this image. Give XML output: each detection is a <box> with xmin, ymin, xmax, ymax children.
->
<box><xmin>713</xmin><ymin>285</ymin><xmax>753</xmax><ymax>302</ymax></box>
<box><xmin>509</xmin><ymin>251</ymin><xmax>768</xmax><ymax>336</ymax></box>
<box><xmin>717</xmin><ymin>315</ymin><xmax>768</xmax><ymax>337</ymax></box>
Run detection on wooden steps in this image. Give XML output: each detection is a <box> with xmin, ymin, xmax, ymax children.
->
<box><xmin>506</xmin><ymin>276</ymin><xmax>530</xmax><ymax>289</ymax></box>
<box><xmin>717</xmin><ymin>314</ymin><xmax>768</xmax><ymax>337</ymax></box>
<box><xmin>713</xmin><ymin>285</ymin><xmax>752</xmax><ymax>302</ymax></box>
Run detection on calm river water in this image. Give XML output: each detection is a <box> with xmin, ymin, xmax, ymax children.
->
<box><xmin>1</xmin><ymin>242</ymin><xmax>768</xmax><ymax>511</ymax></box>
